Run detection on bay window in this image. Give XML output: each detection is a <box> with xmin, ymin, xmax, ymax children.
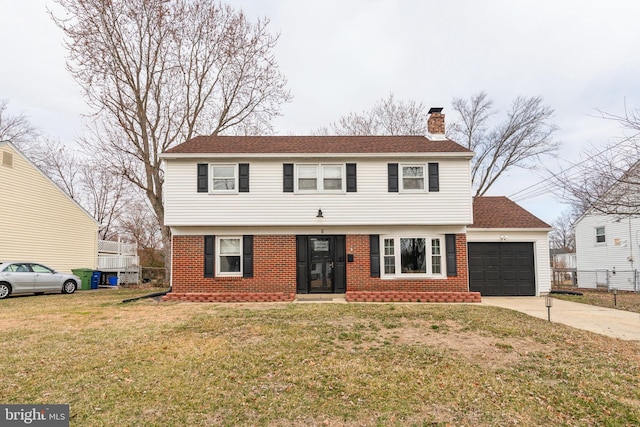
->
<box><xmin>382</xmin><ymin>236</ymin><xmax>444</xmax><ymax>277</ymax></box>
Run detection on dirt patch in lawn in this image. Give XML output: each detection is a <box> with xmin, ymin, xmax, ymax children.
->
<box><xmin>383</xmin><ymin>320</ymin><xmax>551</xmax><ymax>369</ymax></box>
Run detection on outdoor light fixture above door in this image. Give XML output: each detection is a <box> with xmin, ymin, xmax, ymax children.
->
<box><xmin>316</xmin><ymin>209</ymin><xmax>323</xmax><ymax>218</ymax></box>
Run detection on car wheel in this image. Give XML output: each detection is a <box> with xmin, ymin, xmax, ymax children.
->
<box><xmin>62</xmin><ymin>280</ymin><xmax>77</xmax><ymax>294</ymax></box>
<box><xmin>0</xmin><ymin>283</ymin><xmax>11</xmax><ymax>299</ymax></box>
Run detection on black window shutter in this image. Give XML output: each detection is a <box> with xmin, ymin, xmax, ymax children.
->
<box><xmin>346</xmin><ymin>163</ymin><xmax>357</xmax><ymax>192</ymax></box>
<box><xmin>239</xmin><ymin>163</ymin><xmax>250</xmax><ymax>193</ymax></box>
<box><xmin>204</xmin><ymin>235</ymin><xmax>215</xmax><ymax>278</ymax></box>
<box><xmin>197</xmin><ymin>164</ymin><xmax>208</xmax><ymax>193</ymax></box>
<box><xmin>445</xmin><ymin>234</ymin><xmax>457</xmax><ymax>277</ymax></box>
<box><xmin>283</xmin><ymin>163</ymin><xmax>294</xmax><ymax>192</ymax></box>
<box><xmin>370</xmin><ymin>235</ymin><xmax>380</xmax><ymax>277</ymax></box>
<box><xmin>428</xmin><ymin>162</ymin><xmax>440</xmax><ymax>192</ymax></box>
<box><xmin>243</xmin><ymin>235</ymin><xmax>253</xmax><ymax>278</ymax></box>
<box><xmin>388</xmin><ymin>163</ymin><xmax>398</xmax><ymax>192</ymax></box>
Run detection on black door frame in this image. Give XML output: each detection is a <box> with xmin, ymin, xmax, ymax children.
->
<box><xmin>296</xmin><ymin>235</ymin><xmax>346</xmax><ymax>294</ymax></box>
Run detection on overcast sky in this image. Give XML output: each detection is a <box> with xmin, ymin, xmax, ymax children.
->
<box><xmin>1</xmin><ymin>0</ymin><xmax>640</xmax><ymax>224</ymax></box>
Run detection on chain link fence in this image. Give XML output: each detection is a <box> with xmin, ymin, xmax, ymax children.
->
<box><xmin>553</xmin><ymin>268</ymin><xmax>639</xmax><ymax>292</ymax></box>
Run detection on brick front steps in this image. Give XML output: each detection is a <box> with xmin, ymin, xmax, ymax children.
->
<box><xmin>345</xmin><ymin>291</ymin><xmax>482</xmax><ymax>303</ymax></box>
<box><xmin>162</xmin><ymin>291</ymin><xmax>481</xmax><ymax>303</ymax></box>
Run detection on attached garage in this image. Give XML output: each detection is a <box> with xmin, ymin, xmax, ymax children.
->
<box><xmin>468</xmin><ymin>197</ymin><xmax>552</xmax><ymax>297</ymax></box>
<box><xmin>468</xmin><ymin>242</ymin><xmax>535</xmax><ymax>296</ymax></box>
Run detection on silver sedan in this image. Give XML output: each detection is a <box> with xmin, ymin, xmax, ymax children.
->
<box><xmin>0</xmin><ymin>262</ymin><xmax>80</xmax><ymax>299</ymax></box>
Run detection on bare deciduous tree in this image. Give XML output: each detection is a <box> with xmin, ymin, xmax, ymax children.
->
<box><xmin>52</xmin><ymin>0</ymin><xmax>292</xmax><ymax>263</ymax></box>
<box><xmin>118</xmin><ymin>197</ymin><xmax>164</xmax><ymax>267</ymax></box>
<box><xmin>448</xmin><ymin>91</ymin><xmax>559</xmax><ymax>196</ymax></box>
<box><xmin>0</xmin><ymin>99</ymin><xmax>39</xmax><ymax>146</ymax></box>
<box><xmin>326</xmin><ymin>93</ymin><xmax>429</xmax><ymax>135</ymax></box>
<box><xmin>30</xmin><ymin>138</ymin><xmax>132</xmax><ymax>240</ymax></box>
<box><xmin>550</xmin><ymin>209</ymin><xmax>578</xmax><ymax>252</ymax></box>
<box><xmin>323</xmin><ymin>92</ymin><xmax>559</xmax><ymax>196</ymax></box>
<box><xmin>554</xmin><ymin>139</ymin><xmax>640</xmax><ymax>217</ymax></box>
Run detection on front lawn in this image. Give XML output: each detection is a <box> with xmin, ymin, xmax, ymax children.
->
<box><xmin>1</xmin><ymin>290</ymin><xmax>639</xmax><ymax>426</ymax></box>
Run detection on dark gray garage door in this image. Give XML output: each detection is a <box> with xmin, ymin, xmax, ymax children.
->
<box><xmin>468</xmin><ymin>242</ymin><xmax>536</xmax><ymax>296</ymax></box>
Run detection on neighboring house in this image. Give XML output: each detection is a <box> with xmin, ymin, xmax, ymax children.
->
<box><xmin>160</xmin><ymin>110</ymin><xmax>551</xmax><ymax>302</ymax></box>
<box><xmin>97</xmin><ymin>238</ymin><xmax>140</xmax><ymax>285</ymax></box>
<box><xmin>550</xmin><ymin>249</ymin><xmax>576</xmax><ymax>269</ymax></box>
<box><xmin>0</xmin><ymin>141</ymin><xmax>100</xmax><ymax>273</ymax></box>
<box><xmin>574</xmin><ymin>212</ymin><xmax>640</xmax><ymax>291</ymax></box>
<box><xmin>467</xmin><ymin>197</ymin><xmax>552</xmax><ymax>296</ymax></box>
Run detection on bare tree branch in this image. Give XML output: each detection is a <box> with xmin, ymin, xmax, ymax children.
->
<box><xmin>0</xmin><ymin>99</ymin><xmax>40</xmax><ymax>148</ymax></box>
<box><xmin>327</xmin><ymin>93</ymin><xmax>429</xmax><ymax>136</ymax></box>
<box><xmin>51</xmin><ymin>0</ymin><xmax>291</xmax><ymax>265</ymax></box>
<box><xmin>448</xmin><ymin>92</ymin><xmax>559</xmax><ymax>196</ymax></box>
<box><xmin>549</xmin><ymin>209</ymin><xmax>578</xmax><ymax>252</ymax></box>
<box><xmin>553</xmin><ymin>129</ymin><xmax>640</xmax><ymax>217</ymax></box>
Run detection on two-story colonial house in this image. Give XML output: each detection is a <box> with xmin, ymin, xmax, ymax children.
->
<box><xmin>161</xmin><ymin>110</ymin><xmax>550</xmax><ymax>302</ymax></box>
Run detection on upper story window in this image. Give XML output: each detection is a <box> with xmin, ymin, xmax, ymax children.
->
<box><xmin>198</xmin><ymin>163</ymin><xmax>249</xmax><ymax>193</ymax></box>
<box><xmin>401</xmin><ymin>165</ymin><xmax>425</xmax><ymax>191</ymax></box>
<box><xmin>382</xmin><ymin>235</ymin><xmax>444</xmax><ymax>277</ymax></box>
<box><xmin>296</xmin><ymin>164</ymin><xmax>344</xmax><ymax>193</ymax></box>
<box><xmin>595</xmin><ymin>226</ymin><xmax>606</xmax><ymax>244</ymax></box>
<box><xmin>388</xmin><ymin>163</ymin><xmax>439</xmax><ymax>193</ymax></box>
<box><xmin>212</xmin><ymin>164</ymin><xmax>237</xmax><ymax>192</ymax></box>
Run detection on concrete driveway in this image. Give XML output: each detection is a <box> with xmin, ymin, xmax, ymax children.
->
<box><xmin>482</xmin><ymin>297</ymin><xmax>640</xmax><ymax>342</ymax></box>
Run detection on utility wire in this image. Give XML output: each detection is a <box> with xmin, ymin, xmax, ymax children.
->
<box><xmin>507</xmin><ymin>133</ymin><xmax>639</xmax><ymax>202</ymax></box>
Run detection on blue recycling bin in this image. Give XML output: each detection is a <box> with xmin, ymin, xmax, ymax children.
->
<box><xmin>91</xmin><ymin>271</ymin><xmax>101</xmax><ymax>289</ymax></box>
<box><xmin>108</xmin><ymin>276</ymin><xmax>118</xmax><ymax>286</ymax></box>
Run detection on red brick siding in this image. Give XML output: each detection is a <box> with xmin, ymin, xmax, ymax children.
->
<box><xmin>167</xmin><ymin>233</ymin><xmax>475</xmax><ymax>302</ymax></box>
<box><xmin>345</xmin><ymin>234</ymin><xmax>469</xmax><ymax>293</ymax></box>
<box><xmin>171</xmin><ymin>235</ymin><xmax>297</xmax><ymax>295</ymax></box>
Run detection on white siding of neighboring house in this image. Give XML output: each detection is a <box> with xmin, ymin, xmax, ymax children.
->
<box><xmin>575</xmin><ymin>213</ymin><xmax>640</xmax><ymax>290</ymax></box>
<box><xmin>467</xmin><ymin>229</ymin><xmax>552</xmax><ymax>296</ymax></box>
<box><xmin>552</xmin><ymin>252</ymin><xmax>576</xmax><ymax>269</ymax></box>
<box><xmin>0</xmin><ymin>143</ymin><xmax>99</xmax><ymax>273</ymax></box>
<box><xmin>164</xmin><ymin>156</ymin><xmax>473</xmax><ymax>227</ymax></box>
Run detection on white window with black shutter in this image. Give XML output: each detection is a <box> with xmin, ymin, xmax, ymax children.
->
<box><xmin>197</xmin><ymin>163</ymin><xmax>249</xmax><ymax>193</ymax></box>
<box><xmin>284</xmin><ymin>163</ymin><xmax>357</xmax><ymax>193</ymax></box>
<box><xmin>388</xmin><ymin>162</ymin><xmax>439</xmax><ymax>193</ymax></box>
<box><xmin>370</xmin><ymin>234</ymin><xmax>455</xmax><ymax>278</ymax></box>
<box><xmin>203</xmin><ymin>235</ymin><xmax>254</xmax><ymax>278</ymax></box>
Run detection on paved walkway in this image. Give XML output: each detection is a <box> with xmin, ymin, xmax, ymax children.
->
<box><xmin>482</xmin><ymin>297</ymin><xmax>640</xmax><ymax>342</ymax></box>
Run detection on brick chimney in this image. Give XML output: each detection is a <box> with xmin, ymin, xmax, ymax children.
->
<box><xmin>427</xmin><ymin>107</ymin><xmax>445</xmax><ymax>140</ymax></box>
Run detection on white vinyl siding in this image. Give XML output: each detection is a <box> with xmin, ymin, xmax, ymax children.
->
<box><xmin>0</xmin><ymin>144</ymin><xmax>99</xmax><ymax>273</ymax></box>
<box><xmin>164</xmin><ymin>157</ymin><xmax>473</xmax><ymax>227</ymax></box>
<box><xmin>574</xmin><ymin>214</ymin><xmax>640</xmax><ymax>291</ymax></box>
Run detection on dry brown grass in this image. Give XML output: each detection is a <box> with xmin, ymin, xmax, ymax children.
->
<box><xmin>1</xmin><ymin>289</ymin><xmax>639</xmax><ymax>426</ymax></box>
<box><xmin>552</xmin><ymin>288</ymin><xmax>640</xmax><ymax>313</ymax></box>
